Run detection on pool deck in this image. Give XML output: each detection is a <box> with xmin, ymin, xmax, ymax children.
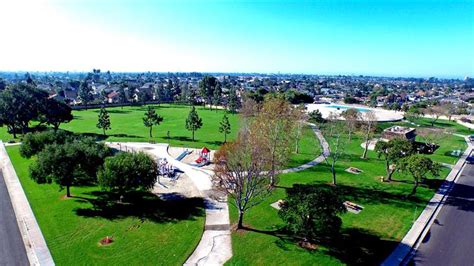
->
<box><xmin>306</xmin><ymin>103</ymin><xmax>404</xmax><ymax>122</ymax></box>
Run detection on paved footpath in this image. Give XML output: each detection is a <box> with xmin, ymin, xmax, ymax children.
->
<box><xmin>0</xmin><ymin>171</ymin><xmax>29</xmax><ymax>266</ymax></box>
<box><xmin>411</xmin><ymin>162</ymin><xmax>474</xmax><ymax>266</ymax></box>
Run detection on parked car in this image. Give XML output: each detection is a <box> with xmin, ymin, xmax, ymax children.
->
<box><xmin>466</xmin><ymin>156</ymin><xmax>474</xmax><ymax>164</ymax></box>
<box><xmin>469</xmin><ymin>135</ymin><xmax>474</xmax><ymax>142</ymax></box>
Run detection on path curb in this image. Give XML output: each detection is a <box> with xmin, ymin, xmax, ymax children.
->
<box><xmin>0</xmin><ymin>141</ymin><xmax>54</xmax><ymax>266</ymax></box>
<box><xmin>382</xmin><ymin>136</ymin><xmax>473</xmax><ymax>266</ymax></box>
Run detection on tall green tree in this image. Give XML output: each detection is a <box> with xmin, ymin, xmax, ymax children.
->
<box><xmin>398</xmin><ymin>154</ymin><xmax>440</xmax><ymax>196</ymax></box>
<box><xmin>199</xmin><ymin>75</ymin><xmax>217</xmax><ymax>109</ymax></box>
<box><xmin>29</xmin><ymin>139</ymin><xmax>111</xmax><ymax>197</ymax></box>
<box><xmin>41</xmin><ymin>99</ymin><xmax>73</xmax><ymax>132</ymax></box>
<box><xmin>98</xmin><ymin>151</ymin><xmax>158</xmax><ymax>199</ymax></box>
<box><xmin>20</xmin><ymin>130</ymin><xmax>72</xmax><ymax>158</ymax></box>
<box><xmin>185</xmin><ymin>106</ymin><xmax>203</xmax><ymax>141</ymax></box>
<box><xmin>212</xmin><ymin>82</ymin><xmax>222</xmax><ymax>111</ymax></box>
<box><xmin>117</xmin><ymin>86</ymin><xmax>128</xmax><ymax>108</ymax></box>
<box><xmin>219</xmin><ymin>113</ymin><xmax>231</xmax><ymax>143</ymax></box>
<box><xmin>97</xmin><ymin>107</ymin><xmax>111</xmax><ymax>136</ymax></box>
<box><xmin>143</xmin><ymin>106</ymin><xmax>164</xmax><ymax>138</ymax></box>
<box><xmin>375</xmin><ymin>139</ymin><xmax>414</xmax><ymax>182</ymax></box>
<box><xmin>227</xmin><ymin>88</ymin><xmax>239</xmax><ymax>113</ymax></box>
<box><xmin>279</xmin><ymin>184</ymin><xmax>346</xmax><ymax>241</ymax></box>
<box><xmin>78</xmin><ymin>80</ymin><xmax>94</xmax><ymax>107</ymax></box>
<box><xmin>0</xmin><ymin>83</ymin><xmax>48</xmax><ymax>137</ymax></box>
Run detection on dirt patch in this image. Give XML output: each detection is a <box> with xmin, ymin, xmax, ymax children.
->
<box><xmin>99</xmin><ymin>236</ymin><xmax>114</xmax><ymax>246</ymax></box>
<box><xmin>60</xmin><ymin>194</ymin><xmax>73</xmax><ymax>200</ymax></box>
<box><xmin>298</xmin><ymin>240</ymin><xmax>318</xmax><ymax>250</ymax></box>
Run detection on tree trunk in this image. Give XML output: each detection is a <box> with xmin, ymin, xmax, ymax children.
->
<box><xmin>149</xmin><ymin>126</ymin><xmax>153</xmax><ymax>138</ymax></box>
<box><xmin>237</xmin><ymin>211</ymin><xmax>244</xmax><ymax>229</ymax></box>
<box><xmin>54</xmin><ymin>124</ymin><xmax>59</xmax><ymax>133</ymax></box>
<box><xmin>331</xmin><ymin>163</ymin><xmax>337</xmax><ymax>185</ymax></box>
<box><xmin>66</xmin><ymin>185</ymin><xmax>71</xmax><ymax>198</ymax></box>
<box><xmin>362</xmin><ymin>135</ymin><xmax>369</xmax><ymax>159</ymax></box>
<box><xmin>386</xmin><ymin>161</ymin><xmax>393</xmax><ymax>181</ymax></box>
<box><xmin>295</xmin><ymin>138</ymin><xmax>299</xmax><ymax>154</ymax></box>
<box><xmin>192</xmin><ymin>130</ymin><xmax>195</xmax><ymax>141</ymax></box>
<box><xmin>224</xmin><ymin>133</ymin><xmax>227</xmax><ymax>143</ymax></box>
<box><xmin>410</xmin><ymin>180</ymin><xmax>419</xmax><ymax>196</ymax></box>
<box><xmin>103</xmin><ymin>128</ymin><xmax>106</xmax><ymax>136</ymax></box>
<box><xmin>11</xmin><ymin>126</ymin><xmax>17</xmax><ymax>138</ymax></box>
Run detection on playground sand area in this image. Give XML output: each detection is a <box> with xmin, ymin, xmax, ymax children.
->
<box><xmin>152</xmin><ymin>171</ymin><xmax>202</xmax><ymax>199</ymax></box>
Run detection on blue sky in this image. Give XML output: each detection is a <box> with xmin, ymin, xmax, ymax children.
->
<box><xmin>0</xmin><ymin>0</ymin><xmax>472</xmax><ymax>77</ymax></box>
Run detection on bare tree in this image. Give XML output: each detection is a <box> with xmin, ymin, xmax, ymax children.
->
<box><xmin>321</xmin><ymin>112</ymin><xmax>347</xmax><ymax>185</ymax></box>
<box><xmin>239</xmin><ymin>96</ymin><xmax>259</xmax><ymax>133</ymax></box>
<box><xmin>292</xmin><ymin>104</ymin><xmax>308</xmax><ymax>154</ymax></box>
<box><xmin>213</xmin><ymin>133</ymin><xmax>272</xmax><ymax>229</ymax></box>
<box><xmin>361</xmin><ymin>111</ymin><xmax>378</xmax><ymax>159</ymax></box>
<box><xmin>423</xmin><ymin>105</ymin><xmax>446</xmax><ymax>126</ymax></box>
<box><xmin>417</xmin><ymin>127</ymin><xmax>448</xmax><ymax>153</ymax></box>
<box><xmin>341</xmin><ymin>108</ymin><xmax>360</xmax><ymax>142</ymax></box>
<box><xmin>253</xmin><ymin>96</ymin><xmax>298</xmax><ymax>186</ymax></box>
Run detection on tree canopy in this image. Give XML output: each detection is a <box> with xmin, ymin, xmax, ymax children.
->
<box><xmin>218</xmin><ymin>113</ymin><xmax>231</xmax><ymax>143</ymax></box>
<box><xmin>143</xmin><ymin>106</ymin><xmax>163</xmax><ymax>138</ymax></box>
<box><xmin>375</xmin><ymin>138</ymin><xmax>414</xmax><ymax>181</ymax></box>
<box><xmin>97</xmin><ymin>107</ymin><xmax>111</xmax><ymax>136</ymax></box>
<box><xmin>185</xmin><ymin>106</ymin><xmax>203</xmax><ymax>141</ymax></box>
<box><xmin>98</xmin><ymin>151</ymin><xmax>158</xmax><ymax>198</ymax></box>
<box><xmin>279</xmin><ymin>184</ymin><xmax>346</xmax><ymax>241</ymax></box>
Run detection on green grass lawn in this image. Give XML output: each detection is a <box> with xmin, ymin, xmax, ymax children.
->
<box><xmin>410</xmin><ymin>117</ymin><xmax>473</xmax><ymax>135</ymax></box>
<box><xmin>226</xmin><ymin>130</ymin><xmax>456</xmax><ymax>265</ymax></box>
<box><xmin>0</xmin><ymin>104</ymin><xmax>321</xmax><ymax>168</ymax></box>
<box><xmin>7</xmin><ymin>145</ymin><xmax>206</xmax><ymax>265</ymax></box>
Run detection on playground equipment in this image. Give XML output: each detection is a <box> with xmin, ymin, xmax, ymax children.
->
<box><xmin>195</xmin><ymin>147</ymin><xmax>211</xmax><ymax>167</ymax></box>
<box><xmin>159</xmin><ymin>158</ymin><xmax>176</xmax><ymax>178</ymax></box>
<box><xmin>176</xmin><ymin>149</ymin><xmax>192</xmax><ymax>161</ymax></box>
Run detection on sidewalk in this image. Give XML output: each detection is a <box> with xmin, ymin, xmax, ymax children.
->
<box><xmin>0</xmin><ymin>141</ymin><xmax>54</xmax><ymax>266</ymax></box>
<box><xmin>382</xmin><ymin>136</ymin><xmax>474</xmax><ymax>266</ymax></box>
<box><xmin>280</xmin><ymin>124</ymin><xmax>329</xmax><ymax>174</ymax></box>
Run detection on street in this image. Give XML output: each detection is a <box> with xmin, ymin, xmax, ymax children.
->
<box><xmin>0</xmin><ymin>171</ymin><xmax>29</xmax><ymax>266</ymax></box>
<box><xmin>411</xmin><ymin>162</ymin><xmax>474</xmax><ymax>266</ymax></box>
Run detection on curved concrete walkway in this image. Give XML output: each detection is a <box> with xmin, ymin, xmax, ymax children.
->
<box><xmin>107</xmin><ymin>124</ymin><xmax>329</xmax><ymax>266</ymax></box>
<box><xmin>280</xmin><ymin>123</ymin><xmax>329</xmax><ymax>174</ymax></box>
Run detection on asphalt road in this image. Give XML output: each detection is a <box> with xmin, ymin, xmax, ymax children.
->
<box><xmin>411</xmin><ymin>162</ymin><xmax>474</xmax><ymax>266</ymax></box>
<box><xmin>0</xmin><ymin>171</ymin><xmax>29</xmax><ymax>266</ymax></box>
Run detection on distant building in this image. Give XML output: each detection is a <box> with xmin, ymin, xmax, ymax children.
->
<box><xmin>382</xmin><ymin>126</ymin><xmax>417</xmax><ymax>141</ymax></box>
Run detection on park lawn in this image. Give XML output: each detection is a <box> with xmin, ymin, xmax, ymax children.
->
<box><xmin>0</xmin><ymin>104</ymin><xmax>320</xmax><ymax>168</ymax></box>
<box><xmin>61</xmin><ymin>104</ymin><xmax>239</xmax><ymax>150</ymax></box>
<box><xmin>226</xmin><ymin>130</ymin><xmax>454</xmax><ymax>265</ymax></box>
<box><xmin>410</xmin><ymin>117</ymin><xmax>473</xmax><ymax>135</ymax></box>
<box><xmin>7</xmin><ymin>145</ymin><xmax>206</xmax><ymax>265</ymax></box>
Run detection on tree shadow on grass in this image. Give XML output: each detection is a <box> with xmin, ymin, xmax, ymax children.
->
<box><xmin>322</xmin><ymin>228</ymin><xmax>400</xmax><ymax>265</ymax></box>
<box><xmin>240</xmin><ymin>225</ymin><xmax>399</xmax><ymax>265</ymax></box>
<box><xmin>74</xmin><ymin>191</ymin><xmax>205</xmax><ymax>223</ymax></box>
<box><xmin>75</xmin><ymin>132</ymin><xmax>142</xmax><ymax>141</ymax></box>
<box><xmin>204</xmin><ymin>140</ymin><xmax>223</xmax><ymax>147</ymax></box>
<box><xmin>168</xmin><ymin>136</ymin><xmax>193</xmax><ymax>142</ymax></box>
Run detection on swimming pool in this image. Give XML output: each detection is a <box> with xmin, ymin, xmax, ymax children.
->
<box><xmin>325</xmin><ymin>105</ymin><xmax>370</xmax><ymax>112</ymax></box>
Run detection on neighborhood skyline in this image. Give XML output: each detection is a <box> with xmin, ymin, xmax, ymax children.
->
<box><xmin>0</xmin><ymin>0</ymin><xmax>472</xmax><ymax>77</ymax></box>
